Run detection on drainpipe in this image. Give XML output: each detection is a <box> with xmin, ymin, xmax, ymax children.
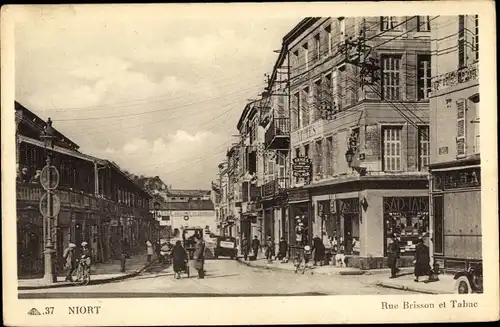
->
<box><xmin>94</xmin><ymin>161</ymin><xmax>99</xmax><ymax>196</ymax></box>
<box><xmin>428</xmin><ymin>173</ymin><xmax>434</xmax><ymax>266</ymax></box>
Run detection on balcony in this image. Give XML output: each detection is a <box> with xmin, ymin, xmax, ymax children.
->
<box><xmin>17</xmin><ymin>183</ymin><xmax>151</xmax><ymax>216</ymax></box>
<box><xmin>261</xmin><ymin>177</ymin><xmax>289</xmax><ymax>199</ymax></box>
<box><xmin>265</xmin><ymin>117</ymin><xmax>290</xmax><ymax>151</ymax></box>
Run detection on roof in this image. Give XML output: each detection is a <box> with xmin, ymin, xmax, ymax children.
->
<box><xmin>161</xmin><ymin>199</ymin><xmax>215</xmax><ymax>211</ymax></box>
<box><xmin>15</xmin><ymin>101</ymin><xmax>80</xmax><ymax>150</ymax></box>
<box><xmin>166</xmin><ymin>189</ymin><xmax>211</xmax><ymax>197</ymax></box>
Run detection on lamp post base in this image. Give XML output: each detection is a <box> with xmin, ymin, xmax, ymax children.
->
<box><xmin>43</xmin><ymin>247</ymin><xmax>57</xmax><ymax>284</ymax></box>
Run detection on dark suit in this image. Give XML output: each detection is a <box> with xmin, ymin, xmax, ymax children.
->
<box><xmin>387</xmin><ymin>240</ymin><xmax>400</xmax><ymax>277</ymax></box>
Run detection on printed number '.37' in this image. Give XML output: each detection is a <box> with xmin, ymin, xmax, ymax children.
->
<box><xmin>45</xmin><ymin>307</ymin><xmax>54</xmax><ymax>315</ymax></box>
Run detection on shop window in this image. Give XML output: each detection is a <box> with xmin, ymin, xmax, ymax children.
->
<box><xmin>382</xmin><ymin>126</ymin><xmax>402</xmax><ymax>172</ymax></box>
<box><xmin>418</xmin><ymin>126</ymin><xmax>430</xmax><ymax>171</ymax></box>
<box><xmin>383</xmin><ymin>197</ymin><xmax>429</xmax><ymax>257</ymax></box>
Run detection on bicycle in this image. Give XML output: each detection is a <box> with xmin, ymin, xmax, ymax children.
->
<box><xmin>71</xmin><ymin>258</ymin><xmax>91</xmax><ymax>286</ymax></box>
<box><xmin>293</xmin><ymin>246</ymin><xmax>312</xmax><ymax>275</ymax></box>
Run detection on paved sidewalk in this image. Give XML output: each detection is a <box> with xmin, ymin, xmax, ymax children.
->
<box><xmin>18</xmin><ymin>252</ymin><xmax>156</xmax><ymax>290</ymax></box>
<box><xmin>237</xmin><ymin>257</ymin><xmax>408</xmax><ymax>276</ymax></box>
<box><xmin>376</xmin><ymin>273</ymin><xmax>455</xmax><ymax>294</ymax></box>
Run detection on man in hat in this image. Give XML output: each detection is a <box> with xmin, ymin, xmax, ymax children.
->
<box><xmin>17</xmin><ymin>167</ymin><xmax>30</xmax><ymax>184</ymax></box>
<box><xmin>264</xmin><ymin>236</ymin><xmax>274</xmax><ymax>262</ymax></box>
<box><xmin>387</xmin><ymin>234</ymin><xmax>401</xmax><ymax>279</ymax></box>
<box><xmin>63</xmin><ymin>243</ymin><xmax>77</xmax><ymax>281</ymax></box>
<box><xmin>250</xmin><ymin>235</ymin><xmax>260</xmax><ymax>261</ymax></box>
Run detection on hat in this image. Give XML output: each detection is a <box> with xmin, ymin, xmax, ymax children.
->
<box><xmin>68</xmin><ymin>243</ymin><xmax>76</xmax><ymax>248</ymax></box>
<box><xmin>81</xmin><ymin>242</ymin><xmax>88</xmax><ymax>246</ymax></box>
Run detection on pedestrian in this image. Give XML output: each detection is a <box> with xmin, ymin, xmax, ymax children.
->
<box><xmin>241</xmin><ymin>236</ymin><xmax>249</xmax><ymax>261</ymax></box>
<box><xmin>80</xmin><ymin>242</ymin><xmax>92</xmax><ymax>275</ymax></box>
<box><xmin>264</xmin><ymin>236</ymin><xmax>274</xmax><ymax>262</ymax></box>
<box><xmin>155</xmin><ymin>240</ymin><xmax>162</xmax><ymax>262</ymax></box>
<box><xmin>17</xmin><ymin>167</ymin><xmax>30</xmax><ymax>183</ymax></box>
<box><xmin>312</xmin><ymin>235</ymin><xmax>325</xmax><ymax>266</ymax></box>
<box><xmin>146</xmin><ymin>240</ymin><xmax>153</xmax><ymax>262</ymax></box>
<box><xmin>192</xmin><ymin>234</ymin><xmax>205</xmax><ymax>279</ymax></box>
<box><xmin>122</xmin><ymin>238</ymin><xmax>130</xmax><ymax>258</ymax></box>
<box><xmin>172</xmin><ymin>240</ymin><xmax>187</xmax><ymax>279</ymax></box>
<box><xmin>277</xmin><ymin>237</ymin><xmax>288</xmax><ymax>263</ymax></box>
<box><xmin>413</xmin><ymin>238</ymin><xmax>431</xmax><ymax>282</ymax></box>
<box><xmin>250</xmin><ymin>235</ymin><xmax>260</xmax><ymax>261</ymax></box>
<box><xmin>120</xmin><ymin>239</ymin><xmax>128</xmax><ymax>273</ymax></box>
<box><xmin>387</xmin><ymin>234</ymin><xmax>400</xmax><ymax>279</ymax></box>
<box><xmin>63</xmin><ymin>243</ymin><xmax>77</xmax><ymax>282</ymax></box>
<box><xmin>29</xmin><ymin>169</ymin><xmax>42</xmax><ymax>184</ymax></box>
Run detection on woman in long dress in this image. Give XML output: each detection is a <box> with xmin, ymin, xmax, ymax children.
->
<box><xmin>171</xmin><ymin>240</ymin><xmax>187</xmax><ymax>279</ymax></box>
<box><xmin>192</xmin><ymin>235</ymin><xmax>205</xmax><ymax>279</ymax></box>
<box><xmin>414</xmin><ymin>238</ymin><xmax>431</xmax><ymax>282</ymax></box>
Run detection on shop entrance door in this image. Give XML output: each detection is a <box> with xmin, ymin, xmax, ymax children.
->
<box><xmin>343</xmin><ymin>214</ymin><xmax>353</xmax><ymax>254</ymax></box>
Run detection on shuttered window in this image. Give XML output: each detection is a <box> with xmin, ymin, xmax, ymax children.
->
<box><xmin>458</xmin><ymin>15</ymin><xmax>466</xmax><ymax>68</ymax></box>
<box><xmin>302</xmin><ymin>87</ymin><xmax>310</xmax><ymax>126</ymax></box>
<box><xmin>381</xmin><ymin>55</ymin><xmax>402</xmax><ymax>100</ymax></box>
<box><xmin>474</xmin><ymin>15</ymin><xmax>479</xmax><ymax>61</ymax></box>
<box><xmin>417</xmin><ymin>16</ymin><xmax>431</xmax><ymax>32</ymax></box>
<box><xmin>332</xmin><ymin>70</ymin><xmax>340</xmax><ymax>111</ymax></box>
<box><xmin>380</xmin><ymin>16</ymin><xmax>399</xmax><ymax>31</ymax></box>
<box><xmin>383</xmin><ymin>127</ymin><xmax>402</xmax><ymax>171</ymax></box>
<box><xmin>326</xmin><ymin>136</ymin><xmax>333</xmax><ymax>176</ymax></box>
<box><xmin>456</xmin><ymin>99</ymin><xmax>467</xmax><ymax>157</ymax></box>
<box><xmin>417</xmin><ymin>55</ymin><xmax>432</xmax><ymax>100</ymax></box>
<box><xmin>314</xmin><ymin>140</ymin><xmax>323</xmax><ymax>178</ymax></box>
<box><xmin>418</xmin><ymin>126</ymin><xmax>430</xmax><ymax>171</ymax></box>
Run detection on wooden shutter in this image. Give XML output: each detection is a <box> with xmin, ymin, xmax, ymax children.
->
<box><xmin>456</xmin><ymin>99</ymin><xmax>467</xmax><ymax>156</ymax></box>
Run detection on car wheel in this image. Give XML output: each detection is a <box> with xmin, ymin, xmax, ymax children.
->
<box><xmin>455</xmin><ymin>276</ymin><xmax>471</xmax><ymax>294</ymax></box>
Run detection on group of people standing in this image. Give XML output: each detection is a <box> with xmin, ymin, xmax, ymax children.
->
<box><xmin>62</xmin><ymin>241</ymin><xmax>92</xmax><ymax>281</ymax></box>
<box><xmin>388</xmin><ymin>234</ymin><xmax>433</xmax><ymax>282</ymax></box>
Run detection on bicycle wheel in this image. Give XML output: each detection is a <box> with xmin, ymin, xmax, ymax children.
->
<box><xmin>71</xmin><ymin>267</ymin><xmax>84</xmax><ymax>286</ymax></box>
<box><xmin>186</xmin><ymin>266</ymin><xmax>190</xmax><ymax>278</ymax></box>
<box><xmin>82</xmin><ymin>269</ymin><xmax>91</xmax><ymax>286</ymax></box>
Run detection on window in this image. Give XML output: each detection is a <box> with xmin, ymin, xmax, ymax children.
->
<box><xmin>314</xmin><ymin>140</ymin><xmax>323</xmax><ymax>177</ymax></box>
<box><xmin>456</xmin><ymin>99</ymin><xmax>467</xmax><ymax>157</ymax></box>
<box><xmin>293</xmin><ymin>50</ymin><xmax>299</xmax><ymax>74</ymax></box>
<box><xmin>302</xmin><ymin>87</ymin><xmax>310</xmax><ymax>126</ymax></box>
<box><xmin>418</xmin><ymin>126</ymin><xmax>430</xmax><ymax>171</ymax></box>
<box><xmin>417</xmin><ymin>55</ymin><xmax>431</xmax><ymax>100</ymax></box>
<box><xmin>332</xmin><ymin>70</ymin><xmax>340</xmax><ymax>111</ymax></box>
<box><xmin>382</xmin><ymin>127</ymin><xmax>402</xmax><ymax>171</ymax></box>
<box><xmin>293</xmin><ymin>92</ymin><xmax>301</xmax><ymax>129</ymax></box>
<box><xmin>474</xmin><ymin>15</ymin><xmax>479</xmax><ymax>61</ymax></box>
<box><xmin>458</xmin><ymin>15</ymin><xmax>465</xmax><ymax>68</ymax></box>
<box><xmin>380</xmin><ymin>16</ymin><xmax>399</xmax><ymax>31</ymax></box>
<box><xmin>339</xmin><ymin>18</ymin><xmax>346</xmax><ymax>43</ymax></box>
<box><xmin>381</xmin><ymin>55</ymin><xmax>402</xmax><ymax>100</ymax></box>
<box><xmin>304</xmin><ymin>144</ymin><xmax>310</xmax><ymax>158</ymax></box>
<box><xmin>314</xmin><ymin>33</ymin><xmax>320</xmax><ymax>60</ymax></box>
<box><xmin>326</xmin><ymin>136</ymin><xmax>333</xmax><ymax>176</ymax></box>
<box><xmin>325</xmin><ymin>25</ymin><xmax>332</xmax><ymax>55</ymax></box>
<box><xmin>417</xmin><ymin>16</ymin><xmax>430</xmax><ymax>32</ymax></box>
<box><xmin>302</xmin><ymin>43</ymin><xmax>309</xmax><ymax>70</ymax></box>
<box><xmin>313</xmin><ymin>79</ymin><xmax>322</xmax><ymax>121</ymax></box>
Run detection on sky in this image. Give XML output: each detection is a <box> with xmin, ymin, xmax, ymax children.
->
<box><xmin>14</xmin><ymin>5</ymin><xmax>298</xmax><ymax>189</ymax></box>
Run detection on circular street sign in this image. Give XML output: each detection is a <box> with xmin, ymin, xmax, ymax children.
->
<box><xmin>40</xmin><ymin>165</ymin><xmax>60</xmax><ymax>190</ymax></box>
<box><xmin>39</xmin><ymin>192</ymin><xmax>61</xmax><ymax>217</ymax></box>
<box><xmin>183</xmin><ymin>216</ymin><xmax>189</xmax><ymax>221</ymax></box>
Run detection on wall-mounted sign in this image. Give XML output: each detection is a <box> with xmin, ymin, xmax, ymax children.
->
<box><xmin>288</xmin><ymin>189</ymin><xmax>310</xmax><ymax>203</ymax></box>
<box><xmin>292</xmin><ymin>157</ymin><xmax>312</xmax><ymax>177</ymax></box>
<box><xmin>438</xmin><ymin>147</ymin><xmax>449</xmax><ymax>155</ymax></box>
<box><xmin>433</xmin><ymin>167</ymin><xmax>481</xmax><ymax>191</ymax></box>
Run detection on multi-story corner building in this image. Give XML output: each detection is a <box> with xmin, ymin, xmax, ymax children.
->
<box><xmin>259</xmin><ymin>45</ymin><xmax>291</xmax><ymax>251</ymax></box>
<box><xmin>281</xmin><ymin>16</ymin><xmax>432</xmax><ymax>265</ymax></box>
<box><xmin>236</xmin><ymin>100</ymin><xmax>265</xmax><ymax>243</ymax></box>
<box><xmin>428</xmin><ymin>15</ymin><xmax>480</xmax><ymax>272</ymax></box>
<box><xmin>16</xmin><ymin>102</ymin><xmax>157</xmax><ymax>278</ymax></box>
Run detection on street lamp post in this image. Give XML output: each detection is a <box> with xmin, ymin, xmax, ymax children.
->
<box><xmin>39</xmin><ymin>118</ymin><xmax>60</xmax><ymax>283</ymax></box>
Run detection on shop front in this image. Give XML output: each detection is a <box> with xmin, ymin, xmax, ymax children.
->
<box><xmin>287</xmin><ymin>188</ymin><xmax>311</xmax><ymax>247</ymax></box>
<box><xmin>430</xmin><ymin>161</ymin><xmax>481</xmax><ymax>272</ymax></box>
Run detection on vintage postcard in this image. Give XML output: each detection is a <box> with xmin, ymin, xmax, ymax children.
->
<box><xmin>2</xmin><ymin>2</ymin><xmax>499</xmax><ymax>326</ymax></box>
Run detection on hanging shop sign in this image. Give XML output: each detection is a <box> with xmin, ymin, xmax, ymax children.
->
<box><xmin>292</xmin><ymin>157</ymin><xmax>312</xmax><ymax>177</ymax></box>
<box><xmin>288</xmin><ymin>189</ymin><xmax>310</xmax><ymax>203</ymax></box>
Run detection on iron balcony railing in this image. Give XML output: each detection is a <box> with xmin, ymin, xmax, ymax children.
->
<box><xmin>261</xmin><ymin>177</ymin><xmax>289</xmax><ymax>198</ymax></box>
<box><xmin>265</xmin><ymin>117</ymin><xmax>290</xmax><ymax>148</ymax></box>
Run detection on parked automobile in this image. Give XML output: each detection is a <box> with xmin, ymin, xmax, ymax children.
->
<box><xmin>454</xmin><ymin>262</ymin><xmax>483</xmax><ymax>294</ymax></box>
<box><xmin>214</xmin><ymin>236</ymin><xmax>237</xmax><ymax>260</ymax></box>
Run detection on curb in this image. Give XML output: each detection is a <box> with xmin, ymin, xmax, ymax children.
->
<box><xmin>236</xmin><ymin>258</ymin><xmax>366</xmax><ymax>276</ymax></box>
<box><xmin>375</xmin><ymin>281</ymin><xmax>445</xmax><ymax>294</ymax></box>
<box><xmin>18</xmin><ymin>259</ymin><xmax>157</xmax><ymax>291</ymax></box>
